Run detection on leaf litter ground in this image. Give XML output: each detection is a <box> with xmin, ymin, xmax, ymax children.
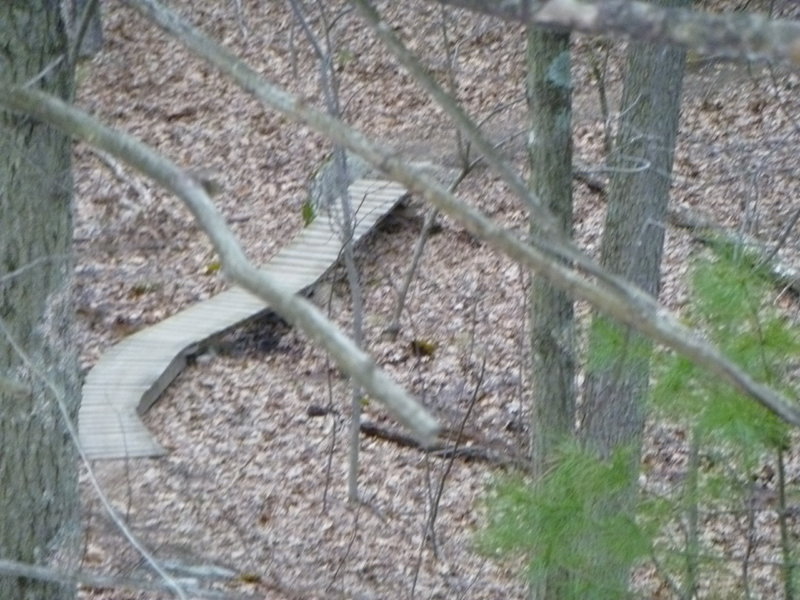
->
<box><xmin>73</xmin><ymin>1</ymin><xmax>800</xmax><ymax>598</ymax></box>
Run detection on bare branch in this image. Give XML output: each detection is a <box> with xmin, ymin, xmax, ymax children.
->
<box><xmin>432</xmin><ymin>0</ymin><xmax>800</xmax><ymax>69</ymax></box>
<box><xmin>287</xmin><ymin>0</ymin><xmax>367</xmax><ymax>501</ymax></box>
<box><xmin>0</xmin><ymin>315</ymin><xmax>189</xmax><ymax>599</ymax></box>
<box><xmin>108</xmin><ymin>0</ymin><xmax>800</xmax><ymax>427</ymax></box>
<box><xmin>0</xmin><ymin>86</ymin><xmax>439</xmax><ymax>445</ymax></box>
<box><xmin>0</xmin><ymin>558</ymin><xmax>258</xmax><ymax>600</ymax></box>
<box><xmin>350</xmin><ymin>0</ymin><xmax>633</xmax><ymax>295</ymax></box>
<box><xmin>350</xmin><ymin>0</ymin><xmax>540</xmax><ymax>215</ymax></box>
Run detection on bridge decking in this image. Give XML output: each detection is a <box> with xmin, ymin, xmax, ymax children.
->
<box><xmin>79</xmin><ymin>179</ymin><xmax>409</xmax><ymax>459</ymax></box>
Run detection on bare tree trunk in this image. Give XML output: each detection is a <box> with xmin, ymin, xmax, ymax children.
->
<box><xmin>63</xmin><ymin>0</ymin><xmax>103</xmax><ymax>59</ymax></box>
<box><xmin>113</xmin><ymin>0</ymin><xmax>800</xmax><ymax>431</ymax></box>
<box><xmin>0</xmin><ymin>3</ymin><xmax>79</xmax><ymax>599</ymax></box>
<box><xmin>582</xmin><ymin>0</ymin><xmax>689</xmax><ymax>458</ymax></box>
<box><xmin>527</xmin><ymin>26</ymin><xmax>575</xmax><ymax>600</ymax></box>
<box><xmin>579</xmin><ymin>0</ymin><xmax>690</xmax><ymax>592</ymax></box>
<box><xmin>527</xmin><ymin>30</ymin><xmax>574</xmax><ymax>478</ymax></box>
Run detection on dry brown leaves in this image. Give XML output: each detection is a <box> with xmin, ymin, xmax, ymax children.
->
<box><xmin>73</xmin><ymin>1</ymin><xmax>800</xmax><ymax>598</ymax></box>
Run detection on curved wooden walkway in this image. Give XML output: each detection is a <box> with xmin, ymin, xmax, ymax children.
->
<box><xmin>79</xmin><ymin>179</ymin><xmax>409</xmax><ymax>459</ymax></box>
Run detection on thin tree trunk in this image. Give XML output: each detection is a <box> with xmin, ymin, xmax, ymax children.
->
<box><xmin>527</xmin><ymin>26</ymin><xmax>575</xmax><ymax>599</ymax></box>
<box><xmin>527</xmin><ymin>30</ymin><xmax>574</xmax><ymax>479</ymax></box>
<box><xmin>0</xmin><ymin>3</ymin><xmax>79</xmax><ymax>599</ymax></box>
<box><xmin>580</xmin><ymin>0</ymin><xmax>689</xmax><ymax>593</ymax></box>
<box><xmin>582</xmin><ymin>0</ymin><xmax>689</xmax><ymax>457</ymax></box>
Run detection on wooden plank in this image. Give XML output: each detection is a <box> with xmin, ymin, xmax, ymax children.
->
<box><xmin>78</xmin><ymin>179</ymin><xmax>409</xmax><ymax>459</ymax></box>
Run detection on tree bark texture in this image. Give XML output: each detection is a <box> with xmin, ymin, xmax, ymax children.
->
<box><xmin>0</xmin><ymin>3</ymin><xmax>79</xmax><ymax>599</ymax></box>
<box><xmin>527</xmin><ymin>29</ymin><xmax>575</xmax><ymax>472</ymax></box>
<box><xmin>526</xmin><ymin>27</ymin><xmax>575</xmax><ymax>599</ymax></box>
<box><xmin>67</xmin><ymin>0</ymin><xmax>104</xmax><ymax>59</ymax></box>
<box><xmin>578</xmin><ymin>0</ymin><xmax>689</xmax><ymax>594</ymax></box>
<box><xmin>581</xmin><ymin>0</ymin><xmax>689</xmax><ymax>459</ymax></box>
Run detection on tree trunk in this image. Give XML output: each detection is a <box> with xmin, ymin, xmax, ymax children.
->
<box><xmin>582</xmin><ymin>0</ymin><xmax>689</xmax><ymax>457</ymax></box>
<box><xmin>64</xmin><ymin>0</ymin><xmax>104</xmax><ymax>59</ymax></box>
<box><xmin>0</xmin><ymin>3</ymin><xmax>79</xmax><ymax>599</ymax></box>
<box><xmin>527</xmin><ymin>30</ymin><xmax>574</xmax><ymax>481</ymax></box>
<box><xmin>527</xmin><ymin>26</ymin><xmax>575</xmax><ymax>599</ymax></box>
<box><xmin>579</xmin><ymin>0</ymin><xmax>689</xmax><ymax>592</ymax></box>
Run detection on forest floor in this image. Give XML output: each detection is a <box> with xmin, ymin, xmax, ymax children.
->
<box><xmin>72</xmin><ymin>1</ymin><xmax>800</xmax><ymax>598</ymax></box>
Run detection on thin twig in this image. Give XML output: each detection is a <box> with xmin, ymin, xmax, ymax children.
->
<box><xmin>231</xmin><ymin>0</ymin><xmax>249</xmax><ymax>38</ymax></box>
<box><xmin>326</xmin><ymin>505</ymin><xmax>362</xmax><ymax>592</ymax></box>
<box><xmin>289</xmin><ymin>0</ymin><xmax>366</xmax><ymax>501</ymax></box>
<box><xmin>0</xmin><ymin>559</ymin><xmax>257</xmax><ymax>600</ymax></box>
<box><xmin>387</xmin><ymin>165</ymin><xmax>468</xmax><ymax>335</ymax></box>
<box><xmin>761</xmin><ymin>205</ymin><xmax>800</xmax><ymax>266</ymax></box>
<box><xmin>0</xmin><ymin>317</ymin><xmax>188</xmax><ymax>600</ymax></box>
<box><xmin>778</xmin><ymin>448</ymin><xmax>795</xmax><ymax>600</ymax></box>
<box><xmin>682</xmin><ymin>429</ymin><xmax>700</xmax><ymax>600</ymax></box>
<box><xmin>70</xmin><ymin>0</ymin><xmax>101</xmax><ymax>65</ymax></box>
<box><xmin>15</xmin><ymin>0</ymin><xmax>800</xmax><ymax>432</ymax></box>
<box><xmin>426</xmin><ymin>357</ymin><xmax>485</xmax><ymax>538</ymax></box>
<box><xmin>0</xmin><ymin>255</ymin><xmax>71</xmax><ymax>286</ymax></box>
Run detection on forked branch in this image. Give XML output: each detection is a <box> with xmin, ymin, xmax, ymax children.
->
<box><xmin>112</xmin><ymin>0</ymin><xmax>800</xmax><ymax>427</ymax></box>
<box><xmin>0</xmin><ymin>85</ymin><xmax>439</xmax><ymax>446</ymax></box>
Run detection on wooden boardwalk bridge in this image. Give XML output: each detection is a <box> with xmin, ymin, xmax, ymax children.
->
<box><xmin>79</xmin><ymin>178</ymin><xmax>409</xmax><ymax>459</ymax></box>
